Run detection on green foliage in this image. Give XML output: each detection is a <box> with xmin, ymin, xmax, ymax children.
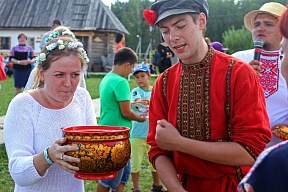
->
<box><xmin>206</xmin><ymin>0</ymin><xmax>245</xmax><ymax>42</ymax></box>
<box><xmin>0</xmin><ymin>144</ymin><xmax>14</xmax><ymax>192</ymax></box>
<box><xmin>222</xmin><ymin>26</ymin><xmax>253</xmax><ymax>54</ymax></box>
<box><xmin>112</xmin><ymin>0</ymin><xmax>161</xmax><ymax>56</ymax></box>
<box><xmin>0</xmin><ymin>78</ymin><xmax>14</xmax><ymax>116</ymax></box>
<box><xmin>110</xmin><ymin>0</ymin><xmax>287</xmax><ymax>53</ymax></box>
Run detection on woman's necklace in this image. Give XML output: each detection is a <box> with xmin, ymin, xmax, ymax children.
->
<box><xmin>40</xmin><ymin>89</ymin><xmax>59</xmax><ymax>109</ymax></box>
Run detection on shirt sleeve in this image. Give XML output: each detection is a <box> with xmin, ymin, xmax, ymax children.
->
<box><xmin>230</xmin><ymin>62</ymin><xmax>272</xmax><ymax>157</ymax></box>
<box><xmin>131</xmin><ymin>87</ymin><xmax>141</xmax><ymax>102</ymax></box>
<box><xmin>115</xmin><ymin>79</ymin><xmax>130</xmax><ymax>102</ymax></box>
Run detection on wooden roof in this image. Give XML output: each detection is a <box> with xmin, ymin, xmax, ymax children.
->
<box><xmin>0</xmin><ymin>0</ymin><xmax>129</xmax><ymax>34</ymax></box>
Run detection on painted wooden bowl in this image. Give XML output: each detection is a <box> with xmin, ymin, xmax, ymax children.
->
<box><xmin>62</xmin><ymin>125</ymin><xmax>131</xmax><ymax>180</ymax></box>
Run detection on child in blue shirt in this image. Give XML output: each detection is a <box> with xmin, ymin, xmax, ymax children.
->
<box><xmin>130</xmin><ymin>63</ymin><xmax>168</xmax><ymax>192</ymax></box>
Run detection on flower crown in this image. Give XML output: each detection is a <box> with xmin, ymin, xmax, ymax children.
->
<box><xmin>143</xmin><ymin>10</ymin><xmax>158</xmax><ymax>26</ymax></box>
<box><xmin>36</xmin><ymin>39</ymin><xmax>90</xmax><ymax>65</ymax></box>
<box><xmin>45</xmin><ymin>30</ymin><xmax>76</xmax><ymax>44</ymax></box>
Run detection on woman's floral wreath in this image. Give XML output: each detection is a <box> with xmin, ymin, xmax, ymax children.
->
<box><xmin>36</xmin><ymin>39</ymin><xmax>90</xmax><ymax>65</ymax></box>
<box><xmin>45</xmin><ymin>30</ymin><xmax>76</xmax><ymax>44</ymax></box>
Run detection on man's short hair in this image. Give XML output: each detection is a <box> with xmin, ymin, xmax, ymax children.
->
<box><xmin>114</xmin><ymin>47</ymin><xmax>138</xmax><ymax>66</ymax></box>
<box><xmin>52</xmin><ymin>19</ymin><xmax>62</xmax><ymax>26</ymax></box>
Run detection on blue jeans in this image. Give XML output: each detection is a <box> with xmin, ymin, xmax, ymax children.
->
<box><xmin>99</xmin><ymin>160</ymin><xmax>131</xmax><ymax>191</ymax></box>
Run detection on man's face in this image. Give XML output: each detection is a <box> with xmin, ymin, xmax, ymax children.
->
<box><xmin>158</xmin><ymin>13</ymin><xmax>206</xmax><ymax>64</ymax></box>
<box><xmin>252</xmin><ymin>13</ymin><xmax>282</xmax><ymax>51</ymax></box>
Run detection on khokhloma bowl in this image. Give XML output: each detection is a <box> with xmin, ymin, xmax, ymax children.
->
<box><xmin>62</xmin><ymin>125</ymin><xmax>131</xmax><ymax>180</ymax></box>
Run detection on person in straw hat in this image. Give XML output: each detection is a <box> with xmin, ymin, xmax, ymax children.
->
<box><xmin>233</xmin><ymin>2</ymin><xmax>287</xmax><ymax>148</ymax></box>
<box><xmin>237</xmin><ymin>11</ymin><xmax>288</xmax><ymax>192</ymax></box>
<box><xmin>143</xmin><ymin>0</ymin><xmax>272</xmax><ymax>191</ymax></box>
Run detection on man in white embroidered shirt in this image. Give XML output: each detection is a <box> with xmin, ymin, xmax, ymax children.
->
<box><xmin>232</xmin><ymin>2</ymin><xmax>288</xmax><ymax>147</ymax></box>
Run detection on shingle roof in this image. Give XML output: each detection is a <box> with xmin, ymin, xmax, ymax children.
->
<box><xmin>0</xmin><ymin>0</ymin><xmax>129</xmax><ymax>34</ymax></box>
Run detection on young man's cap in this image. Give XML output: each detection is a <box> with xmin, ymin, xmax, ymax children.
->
<box><xmin>144</xmin><ymin>0</ymin><xmax>209</xmax><ymax>26</ymax></box>
<box><xmin>210</xmin><ymin>42</ymin><xmax>228</xmax><ymax>52</ymax></box>
<box><xmin>132</xmin><ymin>63</ymin><xmax>150</xmax><ymax>75</ymax></box>
<box><xmin>244</xmin><ymin>2</ymin><xmax>286</xmax><ymax>32</ymax></box>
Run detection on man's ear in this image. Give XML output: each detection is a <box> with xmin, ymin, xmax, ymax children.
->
<box><xmin>148</xmin><ymin>73</ymin><xmax>152</xmax><ymax>80</ymax></box>
<box><xmin>124</xmin><ymin>62</ymin><xmax>131</xmax><ymax>68</ymax></box>
<box><xmin>198</xmin><ymin>12</ymin><xmax>207</xmax><ymax>30</ymax></box>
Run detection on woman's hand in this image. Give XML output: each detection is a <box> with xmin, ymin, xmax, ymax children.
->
<box><xmin>49</xmin><ymin>137</ymin><xmax>80</xmax><ymax>174</ymax></box>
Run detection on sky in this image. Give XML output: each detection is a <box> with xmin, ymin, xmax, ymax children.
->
<box><xmin>103</xmin><ymin>0</ymin><xmax>129</xmax><ymax>7</ymax></box>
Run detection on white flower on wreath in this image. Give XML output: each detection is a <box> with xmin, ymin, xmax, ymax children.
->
<box><xmin>77</xmin><ymin>47</ymin><xmax>84</xmax><ymax>53</ymax></box>
<box><xmin>46</xmin><ymin>43</ymin><xmax>57</xmax><ymax>51</ymax></box>
<box><xmin>58</xmin><ymin>44</ymin><xmax>65</xmax><ymax>50</ymax></box>
<box><xmin>39</xmin><ymin>53</ymin><xmax>46</xmax><ymax>61</ymax></box>
<box><xmin>57</xmin><ymin>40</ymin><xmax>63</xmax><ymax>45</ymax></box>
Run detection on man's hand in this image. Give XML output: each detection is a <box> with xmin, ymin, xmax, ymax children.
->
<box><xmin>155</xmin><ymin>119</ymin><xmax>182</xmax><ymax>151</ymax></box>
<box><xmin>249</xmin><ymin>60</ymin><xmax>261</xmax><ymax>76</ymax></box>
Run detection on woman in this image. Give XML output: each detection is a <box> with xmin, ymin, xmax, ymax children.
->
<box><xmin>9</xmin><ymin>33</ymin><xmax>36</xmax><ymax>95</ymax></box>
<box><xmin>4</xmin><ymin>36</ymin><xmax>97</xmax><ymax>192</ymax></box>
<box><xmin>24</xmin><ymin>26</ymin><xmax>87</xmax><ymax>91</ymax></box>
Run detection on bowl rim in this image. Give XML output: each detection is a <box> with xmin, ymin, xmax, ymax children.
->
<box><xmin>62</xmin><ymin>125</ymin><xmax>130</xmax><ymax>134</ymax></box>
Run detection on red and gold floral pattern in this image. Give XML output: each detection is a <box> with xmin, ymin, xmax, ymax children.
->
<box><xmin>63</xmin><ymin>126</ymin><xmax>131</xmax><ymax>180</ymax></box>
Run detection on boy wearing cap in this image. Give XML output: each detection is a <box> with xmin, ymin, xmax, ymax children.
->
<box><xmin>130</xmin><ymin>64</ymin><xmax>168</xmax><ymax>192</ymax></box>
<box><xmin>233</xmin><ymin>2</ymin><xmax>288</xmax><ymax>148</ymax></box>
<box><xmin>97</xmin><ymin>47</ymin><xmax>146</xmax><ymax>192</ymax></box>
<box><xmin>143</xmin><ymin>0</ymin><xmax>271</xmax><ymax>191</ymax></box>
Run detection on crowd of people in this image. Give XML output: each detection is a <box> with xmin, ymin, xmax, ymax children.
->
<box><xmin>2</xmin><ymin>0</ymin><xmax>288</xmax><ymax>191</ymax></box>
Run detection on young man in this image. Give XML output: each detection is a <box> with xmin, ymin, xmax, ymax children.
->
<box><xmin>143</xmin><ymin>0</ymin><xmax>271</xmax><ymax>191</ymax></box>
<box><xmin>232</xmin><ymin>2</ymin><xmax>287</xmax><ymax>147</ymax></box>
<box><xmin>39</xmin><ymin>19</ymin><xmax>62</xmax><ymax>50</ymax></box>
<box><xmin>97</xmin><ymin>47</ymin><xmax>146</xmax><ymax>192</ymax></box>
<box><xmin>130</xmin><ymin>63</ymin><xmax>167</xmax><ymax>192</ymax></box>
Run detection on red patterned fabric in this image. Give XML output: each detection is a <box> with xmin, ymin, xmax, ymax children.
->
<box><xmin>259</xmin><ymin>51</ymin><xmax>280</xmax><ymax>98</ymax></box>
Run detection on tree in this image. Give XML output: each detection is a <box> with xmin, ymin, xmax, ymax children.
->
<box><xmin>222</xmin><ymin>26</ymin><xmax>253</xmax><ymax>54</ymax></box>
<box><xmin>110</xmin><ymin>0</ymin><xmax>287</xmax><ymax>56</ymax></box>
<box><xmin>206</xmin><ymin>0</ymin><xmax>244</xmax><ymax>42</ymax></box>
<box><xmin>111</xmin><ymin>0</ymin><xmax>161</xmax><ymax>60</ymax></box>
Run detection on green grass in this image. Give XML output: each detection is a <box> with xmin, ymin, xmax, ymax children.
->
<box><xmin>0</xmin><ymin>73</ymin><xmax>159</xmax><ymax>192</ymax></box>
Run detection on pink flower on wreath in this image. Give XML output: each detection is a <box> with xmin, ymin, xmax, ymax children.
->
<box><xmin>143</xmin><ymin>10</ymin><xmax>157</xmax><ymax>26</ymax></box>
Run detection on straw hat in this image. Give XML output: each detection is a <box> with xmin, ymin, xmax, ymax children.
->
<box><xmin>244</xmin><ymin>2</ymin><xmax>286</xmax><ymax>31</ymax></box>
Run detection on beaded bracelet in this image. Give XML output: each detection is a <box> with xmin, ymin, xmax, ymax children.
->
<box><xmin>43</xmin><ymin>147</ymin><xmax>54</xmax><ymax>165</ymax></box>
